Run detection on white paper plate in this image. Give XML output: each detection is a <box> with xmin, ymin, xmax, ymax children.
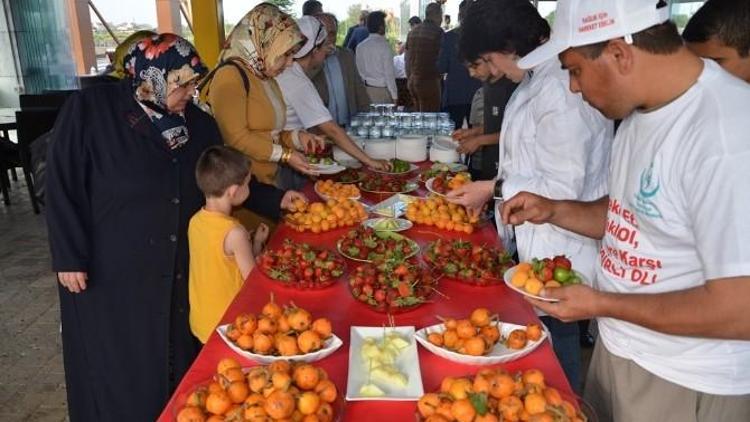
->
<box><xmin>216</xmin><ymin>324</ymin><xmax>343</xmax><ymax>364</ymax></box>
<box><xmin>370</xmin><ymin>194</ymin><xmax>420</xmax><ymax>218</ymax></box>
<box><xmin>363</xmin><ymin>218</ymin><xmax>413</xmax><ymax>232</ymax></box>
<box><xmin>503</xmin><ymin>265</ymin><xmax>587</xmax><ymax>303</ymax></box>
<box><xmin>414</xmin><ymin>322</ymin><xmax>548</xmax><ymax>365</ymax></box>
<box><xmin>314</xmin><ymin>182</ymin><xmax>362</xmax><ymax>201</ymax></box>
<box><xmin>312</xmin><ymin>163</ymin><xmax>347</xmax><ymax>175</ymax></box>
<box><xmin>346</xmin><ymin>326</ymin><xmax>424</xmax><ymax>401</ymax></box>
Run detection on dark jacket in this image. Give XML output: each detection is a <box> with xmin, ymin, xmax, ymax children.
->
<box><xmin>405</xmin><ymin>21</ymin><xmax>443</xmax><ymax>80</ymax></box>
<box><xmin>310</xmin><ymin>46</ymin><xmax>371</xmax><ymax>120</ymax></box>
<box><xmin>45</xmin><ymin>80</ymin><xmax>280</xmax><ymax>421</ymax></box>
<box><xmin>437</xmin><ymin>28</ymin><xmax>481</xmax><ymax>107</ymax></box>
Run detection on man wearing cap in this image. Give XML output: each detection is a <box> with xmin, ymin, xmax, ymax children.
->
<box><xmin>276</xmin><ymin>16</ymin><xmax>389</xmax><ymax>179</ymax></box>
<box><xmin>502</xmin><ymin>0</ymin><xmax>750</xmax><ymax>420</ymax></box>
<box><xmin>447</xmin><ymin>0</ymin><xmax>613</xmax><ymax>393</ymax></box>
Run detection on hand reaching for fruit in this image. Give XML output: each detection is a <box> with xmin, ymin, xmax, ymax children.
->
<box><xmin>445</xmin><ymin>180</ymin><xmax>494</xmax><ymax>212</ymax></box>
<box><xmin>298</xmin><ymin>131</ymin><xmax>326</xmax><ymax>154</ymax></box>
<box><xmin>280</xmin><ymin>191</ymin><xmax>307</xmax><ymax>212</ymax></box>
<box><xmin>526</xmin><ymin>283</ymin><xmax>602</xmax><ymax>323</ymax></box>
<box><xmin>251</xmin><ymin>223</ymin><xmax>270</xmax><ymax>256</ymax></box>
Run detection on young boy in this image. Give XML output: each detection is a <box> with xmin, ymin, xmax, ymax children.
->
<box><xmin>683</xmin><ymin>0</ymin><xmax>750</xmax><ymax>83</ymax></box>
<box><xmin>189</xmin><ymin>145</ymin><xmax>270</xmax><ymax>344</ymax></box>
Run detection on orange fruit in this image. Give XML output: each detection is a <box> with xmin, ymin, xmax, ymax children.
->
<box><xmin>294</xmin><ymin>364</ymin><xmax>321</xmax><ymax>390</ymax></box>
<box><xmin>450</xmin><ymin>398</ymin><xmax>476</xmax><ymax>422</ymax></box>
<box><xmin>524</xmin><ymin>392</ymin><xmax>547</xmax><ymax>415</ymax></box>
<box><xmin>418</xmin><ymin>393</ymin><xmax>440</xmax><ymax>417</ymax></box>
<box><xmin>314</xmin><ymin>379</ymin><xmax>337</xmax><ymax>403</ymax></box>
<box><xmin>489</xmin><ymin>373</ymin><xmax>516</xmax><ymax>399</ymax></box>
<box><xmin>176</xmin><ymin>406</ymin><xmax>206</xmax><ymax>422</ymax></box>
<box><xmin>297</xmin><ymin>391</ymin><xmax>321</xmax><ymax>415</ymax></box>
<box><xmin>522</xmin><ymin>369</ymin><xmax>546</xmax><ymax>388</ymax></box>
<box><xmin>264</xmin><ymin>389</ymin><xmax>295</xmax><ymax>419</ymax></box>
<box><xmin>205</xmin><ymin>390</ymin><xmax>232</xmax><ymax>415</ymax></box>
<box><xmin>216</xmin><ymin>358</ymin><xmax>241</xmax><ymax>375</ymax></box>
<box><xmin>227</xmin><ymin>381</ymin><xmax>249</xmax><ymax>404</ymax></box>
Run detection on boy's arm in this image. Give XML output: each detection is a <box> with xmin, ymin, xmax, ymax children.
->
<box><xmin>224</xmin><ymin>226</ymin><xmax>256</xmax><ymax>280</ymax></box>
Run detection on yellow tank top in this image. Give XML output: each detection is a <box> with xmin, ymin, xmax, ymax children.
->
<box><xmin>188</xmin><ymin>208</ymin><xmax>244</xmax><ymax>343</ymax></box>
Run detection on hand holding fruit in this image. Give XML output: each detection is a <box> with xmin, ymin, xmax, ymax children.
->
<box><xmin>445</xmin><ymin>179</ymin><xmax>494</xmax><ymax>212</ymax></box>
<box><xmin>526</xmin><ymin>283</ymin><xmax>603</xmax><ymax>323</ymax></box>
<box><xmin>366</xmin><ymin>158</ymin><xmax>391</xmax><ymax>172</ymax></box>
<box><xmin>501</xmin><ymin>191</ymin><xmax>556</xmax><ymax>225</ymax></box>
<box><xmin>456</xmin><ymin>136</ymin><xmax>482</xmax><ymax>155</ymax></box>
<box><xmin>287</xmin><ymin>150</ymin><xmax>319</xmax><ymax>176</ymax></box>
<box><xmin>281</xmin><ymin>190</ymin><xmax>308</xmax><ymax>212</ymax></box>
<box><xmin>298</xmin><ymin>131</ymin><xmax>326</xmax><ymax>154</ymax></box>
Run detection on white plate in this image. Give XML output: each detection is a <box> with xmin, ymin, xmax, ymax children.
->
<box><xmin>425</xmin><ymin>177</ymin><xmax>447</xmax><ymax>197</ymax></box>
<box><xmin>314</xmin><ymin>181</ymin><xmax>361</xmax><ymax>201</ymax></box>
<box><xmin>430</xmin><ymin>162</ymin><xmax>468</xmax><ymax>172</ymax></box>
<box><xmin>370</xmin><ymin>194</ymin><xmax>420</xmax><ymax>218</ymax></box>
<box><xmin>312</xmin><ymin>163</ymin><xmax>347</xmax><ymax>175</ymax></box>
<box><xmin>346</xmin><ymin>326</ymin><xmax>424</xmax><ymax>401</ymax></box>
<box><xmin>363</xmin><ymin>218</ymin><xmax>413</xmax><ymax>232</ymax></box>
<box><xmin>414</xmin><ymin>322</ymin><xmax>548</xmax><ymax>365</ymax></box>
<box><xmin>503</xmin><ymin>265</ymin><xmax>587</xmax><ymax>303</ymax></box>
<box><xmin>216</xmin><ymin>324</ymin><xmax>343</xmax><ymax>364</ymax></box>
<box><xmin>370</xmin><ymin>163</ymin><xmax>419</xmax><ymax>175</ymax></box>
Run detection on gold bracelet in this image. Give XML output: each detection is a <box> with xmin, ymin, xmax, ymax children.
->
<box><xmin>281</xmin><ymin>148</ymin><xmax>291</xmax><ymax>164</ymax></box>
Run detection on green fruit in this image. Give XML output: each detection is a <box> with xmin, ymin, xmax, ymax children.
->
<box><xmin>553</xmin><ymin>267</ymin><xmax>571</xmax><ymax>283</ymax></box>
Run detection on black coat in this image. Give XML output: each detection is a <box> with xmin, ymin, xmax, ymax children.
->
<box><xmin>46</xmin><ymin>80</ymin><xmax>283</xmax><ymax>421</ymax></box>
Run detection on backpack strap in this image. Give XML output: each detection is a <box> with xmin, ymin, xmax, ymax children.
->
<box><xmin>198</xmin><ymin>58</ymin><xmax>251</xmax><ymax>99</ymax></box>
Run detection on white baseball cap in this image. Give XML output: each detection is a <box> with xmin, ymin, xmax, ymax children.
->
<box><xmin>294</xmin><ymin>16</ymin><xmax>328</xmax><ymax>59</ymax></box>
<box><xmin>518</xmin><ymin>0</ymin><xmax>671</xmax><ymax>69</ymax></box>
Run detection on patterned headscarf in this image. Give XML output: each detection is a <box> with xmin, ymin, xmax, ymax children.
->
<box><xmin>219</xmin><ymin>3</ymin><xmax>305</xmax><ymax>79</ymax></box>
<box><xmin>125</xmin><ymin>33</ymin><xmax>207</xmax><ymax>150</ymax></box>
<box><xmin>107</xmin><ymin>30</ymin><xmax>156</xmax><ymax>80</ymax></box>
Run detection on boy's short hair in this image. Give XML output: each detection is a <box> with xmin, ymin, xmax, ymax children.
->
<box><xmin>683</xmin><ymin>0</ymin><xmax>750</xmax><ymax>57</ymax></box>
<box><xmin>367</xmin><ymin>11</ymin><xmax>386</xmax><ymax>33</ymax></box>
<box><xmin>195</xmin><ymin>145</ymin><xmax>250</xmax><ymax>197</ymax></box>
<box><xmin>459</xmin><ymin>0</ymin><xmax>550</xmax><ymax>62</ymax></box>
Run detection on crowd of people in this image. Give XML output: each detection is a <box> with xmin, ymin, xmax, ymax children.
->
<box><xmin>43</xmin><ymin>0</ymin><xmax>750</xmax><ymax>420</ymax></box>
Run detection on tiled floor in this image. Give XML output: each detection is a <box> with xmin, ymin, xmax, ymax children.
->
<box><xmin>0</xmin><ymin>177</ymin><xmax>68</xmax><ymax>421</ymax></box>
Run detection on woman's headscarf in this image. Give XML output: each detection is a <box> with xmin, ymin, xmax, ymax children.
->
<box><xmin>124</xmin><ymin>33</ymin><xmax>207</xmax><ymax>150</ymax></box>
<box><xmin>218</xmin><ymin>3</ymin><xmax>305</xmax><ymax>78</ymax></box>
<box><xmin>106</xmin><ymin>30</ymin><xmax>156</xmax><ymax>80</ymax></box>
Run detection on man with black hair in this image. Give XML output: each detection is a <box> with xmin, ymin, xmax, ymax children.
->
<box><xmin>345</xmin><ymin>10</ymin><xmax>370</xmax><ymax>53</ymax></box>
<box><xmin>355</xmin><ymin>11</ymin><xmax>398</xmax><ymax>104</ymax></box>
<box><xmin>405</xmin><ymin>2</ymin><xmax>444</xmax><ymax>111</ymax></box>
<box><xmin>408</xmin><ymin>15</ymin><xmax>422</xmax><ymax>29</ymax></box>
<box><xmin>683</xmin><ymin>0</ymin><xmax>750</xmax><ymax>82</ymax></box>
<box><xmin>501</xmin><ymin>0</ymin><xmax>750</xmax><ymax>420</ymax></box>
<box><xmin>301</xmin><ymin>0</ymin><xmax>322</xmax><ymax>17</ymax></box>
<box><xmin>449</xmin><ymin>0</ymin><xmax>613</xmax><ymax>393</ymax></box>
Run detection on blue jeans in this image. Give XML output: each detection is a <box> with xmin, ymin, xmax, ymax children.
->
<box><xmin>541</xmin><ymin>315</ymin><xmax>582</xmax><ymax>394</ymax></box>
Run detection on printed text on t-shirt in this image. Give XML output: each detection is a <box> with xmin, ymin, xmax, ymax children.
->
<box><xmin>600</xmin><ymin>198</ymin><xmax>663</xmax><ymax>285</ymax></box>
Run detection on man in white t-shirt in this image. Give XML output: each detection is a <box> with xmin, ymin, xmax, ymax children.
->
<box><xmin>276</xmin><ymin>16</ymin><xmax>389</xmax><ymax>179</ymax></box>
<box><xmin>502</xmin><ymin>0</ymin><xmax>750</xmax><ymax>420</ymax></box>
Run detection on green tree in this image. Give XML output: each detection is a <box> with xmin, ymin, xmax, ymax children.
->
<box><xmin>338</xmin><ymin>3</ymin><xmax>363</xmax><ymax>46</ymax></box>
<box><xmin>267</xmin><ymin>0</ymin><xmax>296</xmax><ymax>16</ymax></box>
<box><xmin>672</xmin><ymin>14</ymin><xmax>690</xmax><ymax>32</ymax></box>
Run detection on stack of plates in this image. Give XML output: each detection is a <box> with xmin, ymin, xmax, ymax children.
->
<box><xmin>430</xmin><ymin>136</ymin><xmax>460</xmax><ymax>163</ymax></box>
<box><xmin>364</xmin><ymin>138</ymin><xmax>397</xmax><ymax>160</ymax></box>
<box><xmin>333</xmin><ymin>137</ymin><xmax>366</xmax><ymax>162</ymax></box>
<box><xmin>396</xmin><ymin>134</ymin><xmax>428</xmax><ymax>162</ymax></box>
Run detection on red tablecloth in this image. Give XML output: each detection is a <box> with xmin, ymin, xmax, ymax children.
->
<box><xmin>158</xmin><ymin>177</ymin><xmax>573</xmax><ymax>421</ymax></box>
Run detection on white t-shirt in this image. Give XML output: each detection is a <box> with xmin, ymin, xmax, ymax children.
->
<box><xmin>597</xmin><ymin>60</ymin><xmax>750</xmax><ymax>395</ymax></box>
<box><xmin>499</xmin><ymin>57</ymin><xmax>613</xmax><ymax>282</ymax></box>
<box><xmin>276</xmin><ymin>62</ymin><xmax>332</xmax><ymax>131</ymax></box>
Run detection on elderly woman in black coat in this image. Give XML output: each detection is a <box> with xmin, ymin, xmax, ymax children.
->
<box><xmin>46</xmin><ymin>34</ymin><xmax>302</xmax><ymax>421</ymax></box>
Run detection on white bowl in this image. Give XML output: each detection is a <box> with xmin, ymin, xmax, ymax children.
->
<box><xmin>414</xmin><ymin>321</ymin><xmax>548</xmax><ymax>365</ymax></box>
<box><xmin>216</xmin><ymin>324</ymin><xmax>343</xmax><ymax>364</ymax></box>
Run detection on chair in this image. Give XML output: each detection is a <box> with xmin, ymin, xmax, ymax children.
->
<box><xmin>14</xmin><ymin>109</ymin><xmax>61</xmax><ymax>213</ymax></box>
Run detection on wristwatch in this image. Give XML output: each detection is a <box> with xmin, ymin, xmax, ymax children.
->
<box><xmin>493</xmin><ymin>178</ymin><xmax>504</xmax><ymax>201</ymax></box>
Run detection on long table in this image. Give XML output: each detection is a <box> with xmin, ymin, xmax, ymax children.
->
<box><xmin>158</xmin><ymin>176</ymin><xmax>573</xmax><ymax>421</ymax></box>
